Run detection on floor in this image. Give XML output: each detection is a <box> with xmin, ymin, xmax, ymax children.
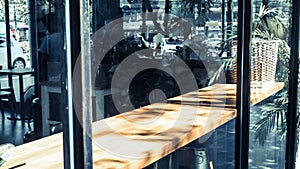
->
<box><xmin>0</xmin><ymin>110</ymin><xmax>33</xmax><ymax>146</ymax></box>
<box><xmin>0</xmin><ymin>75</ymin><xmax>34</xmax><ymax>146</ymax></box>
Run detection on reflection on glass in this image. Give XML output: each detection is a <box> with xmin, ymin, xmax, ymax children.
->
<box><xmin>296</xmin><ymin>40</ymin><xmax>300</xmax><ymax>169</ymax></box>
<box><xmin>93</xmin><ymin>0</ymin><xmax>236</xmax><ymax>168</ymax></box>
<box><xmin>0</xmin><ymin>0</ymin><xmax>33</xmax><ymax>146</ymax></box>
<box><xmin>33</xmin><ymin>0</ymin><xmax>66</xmax><ymax>137</ymax></box>
<box><xmin>249</xmin><ymin>0</ymin><xmax>291</xmax><ymax>168</ymax></box>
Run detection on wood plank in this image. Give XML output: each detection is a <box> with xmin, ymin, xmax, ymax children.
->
<box><xmin>1</xmin><ymin>82</ymin><xmax>284</xmax><ymax>169</ymax></box>
<box><xmin>168</xmin><ymin>82</ymin><xmax>284</xmax><ymax>107</ymax></box>
<box><xmin>3</xmin><ymin>104</ymin><xmax>236</xmax><ymax>169</ymax></box>
<box><xmin>91</xmin><ymin>103</ymin><xmax>236</xmax><ymax>168</ymax></box>
<box><xmin>2</xmin><ymin>133</ymin><xmax>64</xmax><ymax>169</ymax></box>
<box><xmin>249</xmin><ymin>82</ymin><xmax>284</xmax><ymax>105</ymax></box>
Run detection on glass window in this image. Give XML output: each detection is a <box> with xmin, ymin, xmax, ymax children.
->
<box><xmin>248</xmin><ymin>0</ymin><xmax>292</xmax><ymax>168</ymax></box>
<box><xmin>0</xmin><ymin>0</ymin><xmax>66</xmax><ymax>161</ymax></box>
<box><xmin>1</xmin><ymin>0</ymin><xmax>300</xmax><ymax>169</ymax></box>
<box><xmin>91</xmin><ymin>0</ymin><xmax>236</xmax><ymax>168</ymax></box>
<box><xmin>0</xmin><ymin>1</ymin><xmax>36</xmax><ymax>167</ymax></box>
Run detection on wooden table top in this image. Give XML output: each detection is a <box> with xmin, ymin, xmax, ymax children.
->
<box><xmin>168</xmin><ymin>82</ymin><xmax>284</xmax><ymax>107</ymax></box>
<box><xmin>1</xmin><ymin>82</ymin><xmax>284</xmax><ymax>169</ymax></box>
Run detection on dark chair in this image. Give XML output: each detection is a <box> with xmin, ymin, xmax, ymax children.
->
<box><xmin>0</xmin><ymin>65</ymin><xmax>16</xmax><ymax>120</ymax></box>
<box><xmin>23</xmin><ymin>85</ymin><xmax>35</xmax><ymax>122</ymax></box>
<box><xmin>0</xmin><ymin>84</ymin><xmax>17</xmax><ymax>120</ymax></box>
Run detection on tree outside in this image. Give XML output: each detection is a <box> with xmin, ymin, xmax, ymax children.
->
<box><xmin>0</xmin><ymin>0</ymin><xmax>29</xmax><ymax>24</ymax></box>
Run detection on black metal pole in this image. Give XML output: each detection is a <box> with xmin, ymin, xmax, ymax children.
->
<box><xmin>262</xmin><ymin>0</ymin><xmax>269</xmax><ymax>7</ymax></box>
<box><xmin>235</xmin><ymin>0</ymin><xmax>252</xmax><ymax>169</ymax></box>
<box><xmin>92</xmin><ymin>0</ymin><xmax>97</xmax><ymax>33</ymax></box>
<box><xmin>28</xmin><ymin>0</ymin><xmax>39</xmax><ymax>97</ymax></box>
<box><xmin>56</xmin><ymin>0</ymin><xmax>71</xmax><ymax>169</ymax></box>
<box><xmin>285</xmin><ymin>0</ymin><xmax>300</xmax><ymax>168</ymax></box>
<box><xmin>221</xmin><ymin>0</ymin><xmax>225</xmax><ymax>44</ymax></box>
<box><xmin>165</xmin><ymin>0</ymin><xmax>170</xmax><ymax>14</ymax></box>
<box><xmin>226</xmin><ymin>0</ymin><xmax>232</xmax><ymax>36</ymax></box>
<box><xmin>68</xmin><ymin>0</ymin><xmax>84</xmax><ymax>168</ymax></box>
<box><xmin>226</xmin><ymin>0</ymin><xmax>232</xmax><ymax>58</ymax></box>
<box><xmin>4</xmin><ymin>0</ymin><xmax>12</xmax><ymax>70</ymax></box>
<box><xmin>5</xmin><ymin>0</ymin><xmax>13</xmax><ymax>87</ymax></box>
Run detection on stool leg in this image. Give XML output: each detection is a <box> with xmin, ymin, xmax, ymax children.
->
<box><xmin>0</xmin><ymin>100</ymin><xmax>4</xmax><ymax>119</ymax></box>
<box><xmin>157</xmin><ymin>154</ymin><xmax>172</xmax><ymax>169</ymax></box>
<box><xmin>171</xmin><ymin>151</ymin><xmax>180</xmax><ymax>169</ymax></box>
<box><xmin>194</xmin><ymin>148</ymin><xmax>209</xmax><ymax>169</ymax></box>
<box><xmin>8</xmin><ymin>94</ymin><xmax>17</xmax><ymax>125</ymax></box>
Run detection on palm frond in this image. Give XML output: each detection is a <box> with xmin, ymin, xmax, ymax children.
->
<box><xmin>208</xmin><ymin>63</ymin><xmax>225</xmax><ymax>85</ymax></box>
<box><xmin>257</xmin><ymin>4</ymin><xmax>278</xmax><ymax>19</ymax></box>
<box><xmin>253</xmin><ymin>4</ymin><xmax>288</xmax><ymax>41</ymax></box>
<box><xmin>254</xmin><ymin>91</ymin><xmax>288</xmax><ymax>146</ymax></box>
<box><xmin>254</xmin><ymin>112</ymin><xmax>277</xmax><ymax>146</ymax></box>
<box><xmin>222</xmin><ymin>57</ymin><xmax>236</xmax><ymax>69</ymax></box>
<box><xmin>253</xmin><ymin>29</ymin><xmax>273</xmax><ymax>40</ymax></box>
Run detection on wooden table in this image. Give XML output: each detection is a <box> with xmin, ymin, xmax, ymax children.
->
<box><xmin>1</xmin><ymin>82</ymin><xmax>284</xmax><ymax>169</ymax></box>
<box><xmin>0</xmin><ymin>68</ymin><xmax>34</xmax><ymax>103</ymax></box>
<box><xmin>168</xmin><ymin>83</ymin><xmax>285</xmax><ymax>107</ymax></box>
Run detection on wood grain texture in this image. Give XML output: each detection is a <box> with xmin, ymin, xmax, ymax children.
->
<box><xmin>2</xmin><ymin>133</ymin><xmax>64</xmax><ymax>169</ymax></box>
<box><xmin>168</xmin><ymin>82</ymin><xmax>284</xmax><ymax>107</ymax></box>
<box><xmin>1</xmin><ymin>82</ymin><xmax>284</xmax><ymax>169</ymax></box>
<box><xmin>91</xmin><ymin>103</ymin><xmax>236</xmax><ymax>168</ymax></box>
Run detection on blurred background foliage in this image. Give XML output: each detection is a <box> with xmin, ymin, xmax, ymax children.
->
<box><xmin>0</xmin><ymin>0</ymin><xmax>29</xmax><ymax>24</ymax></box>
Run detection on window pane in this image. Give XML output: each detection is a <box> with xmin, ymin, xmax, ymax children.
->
<box><xmin>91</xmin><ymin>0</ymin><xmax>236</xmax><ymax>168</ymax></box>
<box><xmin>249</xmin><ymin>0</ymin><xmax>291</xmax><ymax>168</ymax></box>
<box><xmin>296</xmin><ymin>24</ymin><xmax>300</xmax><ymax>169</ymax></box>
<box><xmin>0</xmin><ymin>0</ymin><xmax>33</xmax><ymax>146</ymax></box>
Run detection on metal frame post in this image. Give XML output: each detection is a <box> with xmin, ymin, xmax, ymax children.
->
<box><xmin>79</xmin><ymin>0</ymin><xmax>93</xmax><ymax>168</ymax></box>
<box><xmin>235</xmin><ymin>0</ymin><xmax>252</xmax><ymax>169</ymax></box>
<box><xmin>28</xmin><ymin>0</ymin><xmax>39</xmax><ymax>96</ymax></box>
<box><xmin>66</xmin><ymin>0</ymin><xmax>93</xmax><ymax>168</ymax></box>
<box><xmin>221</xmin><ymin>0</ymin><xmax>225</xmax><ymax>44</ymax></box>
<box><xmin>66</xmin><ymin>0</ymin><xmax>84</xmax><ymax>168</ymax></box>
<box><xmin>4</xmin><ymin>0</ymin><xmax>13</xmax><ymax>87</ymax></box>
<box><xmin>285</xmin><ymin>0</ymin><xmax>300</xmax><ymax>168</ymax></box>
